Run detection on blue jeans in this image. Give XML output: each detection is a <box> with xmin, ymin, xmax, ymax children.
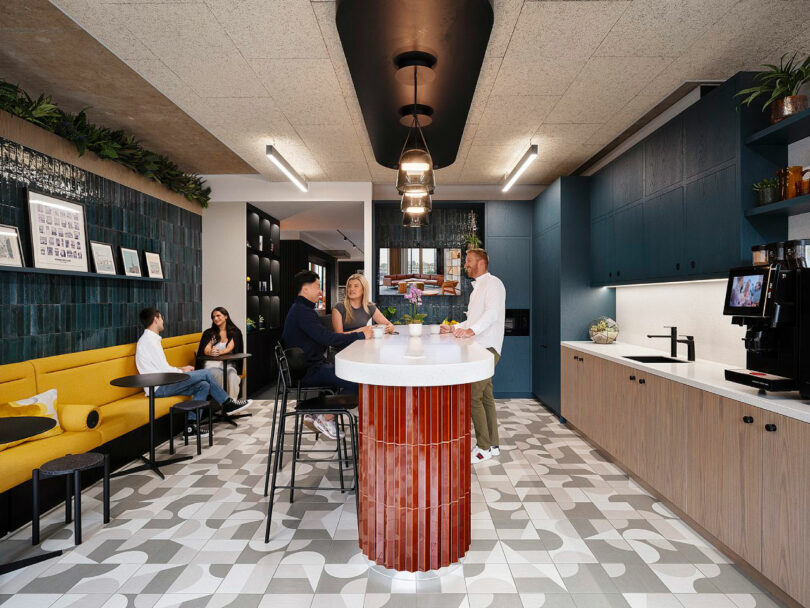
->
<box><xmin>302</xmin><ymin>362</ymin><xmax>357</xmax><ymax>395</ymax></box>
<box><xmin>154</xmin><ymin>369</ymin><xmax>229</xmax><ymax>420</ymax></box>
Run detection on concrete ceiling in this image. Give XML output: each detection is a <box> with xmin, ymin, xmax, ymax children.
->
<box><xmin>29</xmin><ymin>1</ymin><xmax>810</xmax><ymax>187</ymax></box>
<box><xmin>252</xmin><ymin>200</ymin><xmax>364</xmax><ymax>260</ymax></box>
<box><xmin>0</xmin><ymin>0</ymin><xmax>254</xmax><ymax>175</ymax></box>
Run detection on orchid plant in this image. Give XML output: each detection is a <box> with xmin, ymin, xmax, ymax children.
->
<box><xmin>401</xmin><ymin>284</ymin><xmax>427</xmax><ymax>324</ymax></box>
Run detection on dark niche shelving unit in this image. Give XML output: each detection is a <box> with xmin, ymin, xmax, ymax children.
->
<box><xmin>245</xmin><ymin>203</ymin><xmax>282</xmax><ymax>396</ymax></box>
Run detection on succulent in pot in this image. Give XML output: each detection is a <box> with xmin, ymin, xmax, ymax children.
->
<box><xmin>753</xmin><ymin>177</ymin><xmax>781</xmax><ymax>206</ymax></box>
<box><xmin>736</xmin><ymin>53</ymin><xmax>810</xmax><ymax>124</ymax></box>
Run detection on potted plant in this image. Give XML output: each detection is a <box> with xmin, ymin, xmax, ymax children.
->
<box><xmin>381</xmin><ymin>305</ymin><xmax>397</xmax><ymax>321</ymax></box>
<box><xmin>753</xmin><ymin>177</ymin><xmax>781</xmax><ymax>206</ymax></box>
<box><xmin>464</xmin><ymin>233</ymin><xmax>482</xmax><ymax>250</ymax></box>
<box><xmin>737</xmin><ymin>53</ymin><xmax>810</xmax><ymax>123</ymax></box>
<box><xmin>402</xmin><ymin>284</ymin><xmax>427</xmax><ymax>335</ymax></box>
<box><xmin>246</xmin><ymin>317</ymin><xmax>256</xmax><ymax>332</ymax></box>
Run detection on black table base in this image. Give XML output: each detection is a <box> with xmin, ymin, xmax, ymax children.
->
<box><xmin>111</xmin><ymin>453</ymin><xmax>192</xmax><ymax>480</ymax></box>
<box><xmin>0</xmin><ymin>549</ymin><xmax>63</xmax><ymax>576</ymax></box>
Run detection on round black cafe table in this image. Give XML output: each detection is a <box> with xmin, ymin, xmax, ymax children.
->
<box><xmin>0</xmin><ymin>417</ymin><xmax>62</xmax><ymax>575</ymax></box>
<box><xmin>197</xmin><ymin>352</ymin><xmax>252</xmax><ymax>427</ymax></box>
<box><xmin>109</xmin><ymin>372</ymin><xmax>190</xmax><ymax>480</ymax></box>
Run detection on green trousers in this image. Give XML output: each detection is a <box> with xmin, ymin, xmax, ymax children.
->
<box><xmin>470</xmin><ymin>347</ymin><xmax>500</xmax><ymax>450</ymax></box>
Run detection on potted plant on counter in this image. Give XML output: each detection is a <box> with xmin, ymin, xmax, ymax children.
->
<box><xmin>402</xmin><ymin>284</ymin><xmax>427</xmax><ymax>336</ymax></box>
<box><xmin>737</xmin><ymin>52</ymin><xmax>810</xmax><ymax>123</ymax></box>
<box><xmin>753</xmin><ymin>177</ymin><xmax>781</xmax><ymax>206</ymax></box>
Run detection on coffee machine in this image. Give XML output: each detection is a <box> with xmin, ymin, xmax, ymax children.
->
<box><xmin>724</xmin><ymin>264</ymin><xmax>810</xmax><ymax>397</ymax></box>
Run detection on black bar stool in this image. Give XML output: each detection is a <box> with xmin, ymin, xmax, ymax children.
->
<box><xmin>264</xmin><ymin>347</ymin><xmax>359</xmax><ymax>543</ymax></box>
<box><xmin>32</xmin><ymin>452</ymin><xmax>110</xmax><ymax>546</ymax></box>
<box><xmin>264</xmin><ymin>342</ymin><xmax>337</xmax><ymax>495</ymax></box>
<box><xmin>169</xmin><ymin>400</ymin><xmax>215</xmax><ymax>456</ymax></box>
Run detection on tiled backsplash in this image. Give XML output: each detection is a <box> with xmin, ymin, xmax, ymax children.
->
<box><xmin>0</xmin><ymin>137</ymin><xmax>201</xmax><ymax>363</ymax></box>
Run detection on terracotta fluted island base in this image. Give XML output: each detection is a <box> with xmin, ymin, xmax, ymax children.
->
<box><xmin>357</xmin><ymin>383</ymin><xmax>471</xmax><ymax>571</ymax></box>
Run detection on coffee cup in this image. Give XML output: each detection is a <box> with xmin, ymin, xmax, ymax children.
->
<box><xmin>429</xmin><ymin>324</ymin><xmax>441</xmax><ymax>334</ymax></box>
<box><xmin>372</xmin><ymin>326</ymin><xmax>384</xmax><ymax>339</ymax></box>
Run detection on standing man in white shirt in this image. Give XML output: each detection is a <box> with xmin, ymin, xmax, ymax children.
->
<box><xmin>135</xmin><ymin>307</ymin><xmax>252</xmax><ymax>435</ymax></box>
<box><xmin>440</xmin><ymin>248</ymin><xmax>506</xmax><ymax>463</ymax></box>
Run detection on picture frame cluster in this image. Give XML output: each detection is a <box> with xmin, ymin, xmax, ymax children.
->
<box><xmin>0</xmin><ymin>188</ymin><xmax>164</xmax><ymax>279</ymax></box>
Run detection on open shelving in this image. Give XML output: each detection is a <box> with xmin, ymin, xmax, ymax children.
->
<box><xmin>744</xmin><ymin>107</ymin><xmax>810</xmax><ymax>146</ymax></box>
<box><xmin>745</xmin><ymin>193</ymin><xmax>810</xmax><ymax>218</ymax></box>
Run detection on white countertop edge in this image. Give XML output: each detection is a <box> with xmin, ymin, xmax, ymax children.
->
<box><xmin>561</xmin><ymin>341</ymin><xmax>810</xmax><ymax>424</ymax></box>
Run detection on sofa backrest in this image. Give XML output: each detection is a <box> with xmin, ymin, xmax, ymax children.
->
<box><xmin>0</xmin><ymin>361</ymin><xmax>38</xmax><ymax>403</ymax></box>
<box><xmin>29</xmin><ymin>333</ymin><xmax>202</xmax><ymax>406</ymax></box>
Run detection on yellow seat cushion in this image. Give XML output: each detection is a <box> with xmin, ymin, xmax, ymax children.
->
<box><xmin>96</xmin><ymin>394</ymin><xmax>190</xmax><ymax>444</ymax></box>
<box><xmin>0</xmin><ymin>361</ymin><xmax>38</xmax><ymax>404</ymax></box>
<box><xmin>0</xmin><ymin>389</ymin><xmax>62</xmax><ymax>452</ymax></box>
<box><xmin>0</xmin><ymin>430</ymin><xmax>103</xmax><ymax>494</ymax></box>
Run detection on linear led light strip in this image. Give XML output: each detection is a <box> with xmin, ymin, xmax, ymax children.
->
<box><xmin>502</xmin><ymin>144</ymin><xmax>538</xmax><ymax>192</ymax></box>
<box><xmin>266</xmin><ymin>145</ymin><xmax>308</xmax><ymax>192</ymax></box>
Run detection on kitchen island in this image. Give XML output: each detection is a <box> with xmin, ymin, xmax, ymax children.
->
<box><xmin>336</xmin><ymin>331</ymin><xmax>494</xmax><ymax>571</ymax></box>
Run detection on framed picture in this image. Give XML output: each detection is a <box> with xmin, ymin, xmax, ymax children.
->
<box><xmin>0</xmin><ymin>224</ymin><xmax>25</xmax><ymax>268</ymax></box>
<box><xmin>90</xmin><ymin>241</ymin><xmax>117</xmax><ymax>275</ymax></box>
<box><xmin>121</xmin><ymin>247</ymin><xmax>142</xmax><ymax>277</ymax></box>
<box><xmin>27</xmin><ymin>189</ymin><xmax>88</xmax><ymax>272</ymax></box>
<box><xmin>144</xmin><ymin>251</ymin><xmax>164</xmax><ymax>279</ymax></box>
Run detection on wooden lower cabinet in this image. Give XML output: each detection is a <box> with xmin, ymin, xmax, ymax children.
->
<box><xmin>761</xmin><ymin>412</ymin><xmax>810</xmax><ymax>607</ymax></box>
<box><xmin>685</xmin><ymin>387</ymin><xmax>762</xmax><ymax>569</ymax></box>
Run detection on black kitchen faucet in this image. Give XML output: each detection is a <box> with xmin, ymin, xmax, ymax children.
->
<box><xmin>646</xmin><ymin>326</ymin><xmax>696</xmax><ymax>361</ymax></box>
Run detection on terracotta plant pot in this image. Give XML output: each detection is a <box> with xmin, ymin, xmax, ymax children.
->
<box><xmin>770</xmin><ymin>95</ymin><xmax>808</xmax><ymax>124</ymax></box>
<box><xmin>758</xmin><ymin>187</ymin><xmax>780</xmax><ymax>206</ymax></box>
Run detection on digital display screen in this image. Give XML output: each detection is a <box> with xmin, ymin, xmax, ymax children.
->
<box><xmin>728</xmin><ymin>274</ymin><xmax>765</xmax><ymax>308</ymax></box>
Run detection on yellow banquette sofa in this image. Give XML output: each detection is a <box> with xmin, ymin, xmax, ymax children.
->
<box><xmin>0</xmin><ymin>333</ymin><xmax>202</xmax><ymax>495</ymax></box>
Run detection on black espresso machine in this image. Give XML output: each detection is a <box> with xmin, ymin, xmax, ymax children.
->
<box><xmin>723</xmin><ymin>264</ymin><xmax>810</xmax><ymax>397</ymax></box>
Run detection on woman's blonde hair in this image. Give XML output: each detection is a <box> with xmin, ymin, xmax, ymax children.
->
<box><xmin>343</xmin><ymin>273</ymin><xmax>373</xmax><ymax>325</ymax></box>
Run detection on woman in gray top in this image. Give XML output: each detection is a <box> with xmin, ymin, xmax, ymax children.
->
<box><xmin>332</xmin><ymin>273</ymin><xmax>395</xmax><ymax>334</ymax></box>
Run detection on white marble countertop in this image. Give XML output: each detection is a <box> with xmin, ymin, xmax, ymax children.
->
<box><xmin>336</xmin><ymin>331</ymin><xmax>495</xmax><ymax>387</ymax></box>
<box><xmin>562</xmin><ymin>340</ymin><xmax>810</xmax><ymax>424</ymax></box>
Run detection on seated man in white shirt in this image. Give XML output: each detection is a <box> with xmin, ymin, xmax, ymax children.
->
<box><xmin>440</xmin><ymin>248</ymin><xmax>506</xmax><ymax>463</ymax></box>
<box><xmin>135</xmin><ymin>307</ymin><xmax>251</xmax><ymax>434</ymax></box>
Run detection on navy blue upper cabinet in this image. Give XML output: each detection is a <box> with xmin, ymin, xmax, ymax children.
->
<box><xmin>612</xmin><ymin>144</ymin><xmax>644</xmax><ymax>210</ymax></box>
<box><xmin>590</xmin><ymin>165</ymin><xmax>613</xmax><ymax>221</ymax></box>
<box><xmin>644</xmin><ymin>117</ymin><xmax>683</xmax><ymax>196</ymax></box>
<box><xmin>643</xmin><ymin>187</ymin><xmax>684</xmax><ymax>278</ymax></box>
<box><xmin>487</xmin><ymin>236</ymin><xmax>532</xmax><ymax>308</ymax></box>
<box><xmin>534</xmin><ymin>181</ymin><xmax>561</xmax><ymax>234</ymax></box>
<box><xmin>487</xmin><ymin>201</ymin><xmax>533</xmax><ymax>237</ymax></box>
<box><xmin>590</xmin><ymin>214</ymin><xmax>614</xmax><ymax>284</ymax></box>
<box><xmin>682</xmin><ymin>85</ymin><xmax>736</xmax><ymax>178</ymax></box>
<box><xmin>684</xmin><ymin>166</ymin><xmax>739</xmax><ymax>274</ymax></box>
<box><xmin>613</xmin><ymin>202</ymin><xmax>645</xmax><ymax>281</ymax></box>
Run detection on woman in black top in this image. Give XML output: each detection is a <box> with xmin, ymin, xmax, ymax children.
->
<box><xmin>196</xmin><ymin>307</ymin><xmax>244</xmax><ymax>399</ymax></box>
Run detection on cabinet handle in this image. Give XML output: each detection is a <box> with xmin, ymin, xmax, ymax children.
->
<box><xmin>765</xmin><ymin>423</ymin><xmax>777</xmax><ymax>432</ymax></box>
<box><xmin>638</xmin><ymin>378</ymin><xmax>646</xmax><ymax>384</ymax></box>
<box><xmin>742</xmin><ymin>416</ymin><xmax>754</xmax><ymax>424</ymax></box>
<box><xmin>676</xmin><ymin>263</ymin><xmax>680</xmax><ymax>271</ymax></box>
<box><xmin>690</xmin><ymin>261</ymin><xmax>696</xmax><ymax>269</ymax></box>
<box><xmin>573</xmin><ymin>354</ymin><xmax>578</xmax><ymax>360</ymax></box>
<box><xmin>617</xmin><ymin>271</ymin><xmax>621</xmax><ymax>277</ymax></box>
<box><xmin>629</xmin><ymin>375</ymin><xmax>636</xmax><ymax>381</ymax></box>
<box><xmin>609</xmin><ymin>272</ymin><xmax>613</xmax><ymax>277</ymax></box>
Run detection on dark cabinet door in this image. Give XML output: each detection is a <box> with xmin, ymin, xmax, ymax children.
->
<box><xmin>682</xmin><ymin>88</ymin><xmax>736</xmax><ymax>178</ymax></box>
<box><xmin>684</xmin><ymin>165</ymin><xmax>740</xmax><ymax>275</ymax></box>
<box><xmin>590</xmin><ymin>165</ymin><xmax>613</xmax><ymax>221</ymax></box>
<box><xmin>643</xmin><ymin>187</ymin><xmax>684</xmax><ymax>278</ymax></box>
<box><xmin>613</xmin><ymin>202</ymin><xmax>645</xmax><ymax>282</ymax></box>
<box><xmin>590</xmin><ymin>215</ymin><xmax>614</xmax><ymax>285</ymax></box>
<box><xmin>612</xmin><ymin>143</ymin><xmax>644</xmax><ymax>210</ymax></box>
<box><xmin>644</xmin><ymin>116</ymin><xmax>683</xmax><ymax>196</ymax></box>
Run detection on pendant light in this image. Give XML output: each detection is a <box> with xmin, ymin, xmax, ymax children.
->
<box><xmin>396</xmin><ymin>64</ymin><xmax>436</xmax><ymax>196</ymax></box>
<box><xmin>400</xmin><ymin>191</ymin><xmax>432</xmax><ymax>215</ymax></box>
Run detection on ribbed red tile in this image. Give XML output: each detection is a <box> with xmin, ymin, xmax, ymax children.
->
<box><xmin>357</xmin><ymin>383</ymin><xmax>472</xmax><ymax>571</ymax></box>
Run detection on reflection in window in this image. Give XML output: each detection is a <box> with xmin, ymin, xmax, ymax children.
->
<box><xmin>309</xmin><ymin>261</ymin><xmax>326</xmax><ymax>310</ymax></box>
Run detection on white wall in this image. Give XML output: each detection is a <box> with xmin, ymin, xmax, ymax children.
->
<box><xmin>615</xmin><ymin>280</ymin><xmax>746</xmax><ymax>367</ymax></box>
<box><xmin>201</xmin><ymin>200</ymin><xmax>247</xmax><ymax>344</ymax></box>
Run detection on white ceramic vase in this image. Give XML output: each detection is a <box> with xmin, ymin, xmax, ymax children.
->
<box><xmin>408</xmin><ymin>323</ymin><xmax>424</xmax><ymax>337</ymax></box>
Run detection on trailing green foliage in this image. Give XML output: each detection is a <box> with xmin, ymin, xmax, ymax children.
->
<box><xmin>736</xmin><ymin>53</ymin><xmax>810</xmax><ymax>111</ymax></box>
<box><xmin>0</xmin><ymin>80</ymin><xmax>210</xmax><ymax>207</ymax></box>
<box><xmin>753</xmin><ymin>177</ymin><xmax>779</xmax><ymax>192</ymax></box>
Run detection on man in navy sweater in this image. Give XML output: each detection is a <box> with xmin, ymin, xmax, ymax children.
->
<box><xmin>282</xmin><ymin>270</ymin><xmax>372</xmax><ymax>438</ymax></box>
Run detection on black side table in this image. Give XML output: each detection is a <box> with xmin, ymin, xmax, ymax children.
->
<box><xmin>109</xmin><ymin>372</ymin><xmax>191</xmax><ymax>479</ymax></box>
<box><xmin>197</xmin><ymin>352</ymin><xmax>252</xmax><ymax>427</ymax></box>
<box><xmin>0</xmin><ymin>417</ymin><xmax>62</xmax><ymax>575</ymax></box>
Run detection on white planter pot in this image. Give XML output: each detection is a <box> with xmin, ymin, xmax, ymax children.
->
<box><xmin>408</xmin><ymin>323</ymin><xmax>424</xmax><ymax>337</ymax></box>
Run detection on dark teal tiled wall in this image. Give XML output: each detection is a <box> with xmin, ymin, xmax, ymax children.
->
<box><xmin>0</xmin><ymin>137</ymin><xmax>201</xmax><ymax>364</ymax></box>
<box><xmin>373</xmin><ymin>202</ymin><xmax>484</xmax><ymax>324</ymax></box>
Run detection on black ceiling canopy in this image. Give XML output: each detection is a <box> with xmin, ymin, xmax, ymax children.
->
<box><xmin>336</xmin><ymin>0</ymin><xmax>493</xmax><ymax>170</ymax></box>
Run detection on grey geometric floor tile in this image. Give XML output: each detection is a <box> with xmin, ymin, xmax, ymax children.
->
<box><xmin>0</xmin><ymin>399</ymin><xmax>786</xmax><ymax>608</ymax></box>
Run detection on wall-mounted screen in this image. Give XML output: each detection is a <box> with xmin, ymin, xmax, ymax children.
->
<box><xmin>378</xmin><ymin>247</ymin><xmax>462</xmax><ymax>296</ymax></box>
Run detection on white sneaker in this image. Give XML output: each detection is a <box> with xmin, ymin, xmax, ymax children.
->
<box><xmin>302</xmin><ymin>414</ymin><xmax>318</xmax><ymax>433</ymax></box>
<box><xmin>490</xmin><ymin>446</ymin><xmax>500</xmax><ymax>456</ymax></box>
<box><xmin>312</xmin><ymin>415</ymin><xmax>339</xmax><ymax>440</ymax></box>
<box><xmin>471</xmin><ymin>446</ymin><xmax>492</xmax><ymax>463</ymax></box>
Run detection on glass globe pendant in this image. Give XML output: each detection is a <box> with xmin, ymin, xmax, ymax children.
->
<box><xmin>400</xmin><ymin>191</ymin><xmax>432</xmax><ymax>215</ymax></box>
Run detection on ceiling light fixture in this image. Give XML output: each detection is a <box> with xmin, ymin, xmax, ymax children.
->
<box><xmin>501</xmin><ymin>144</ymin><xmax>538</xmax><ymax>192</ymax></box>
<box><xmin>396</xmin><ymin>57</ymin><xmax>436</xmax><ymax>199</ymax></box>
<box><xmin>265</xmin><ymin>145</ymin><xmax>308</xmax><ymax>192</ymax></box>
<box><xmin>400</xmin><ymin>192</ymin><xmax>432</xmax><ymax>215</ymax></box>
<box><xmin>336</xmin><ymin>229</ymin><xmax>363</xmax><ymax>254</ymax></box>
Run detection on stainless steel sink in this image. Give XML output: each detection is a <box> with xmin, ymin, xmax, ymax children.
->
<box><xmin>623</xmin><ymin>355</ymin><xmax>687</xmax><ymax>364</ymax></box>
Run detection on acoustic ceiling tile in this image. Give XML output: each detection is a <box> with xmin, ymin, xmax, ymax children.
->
<box><xmin>467</xmin><ymin>56</ymin><xmax>504</xmax><ymax>125</ymax></box>
<box><xmin>533</xmin><ymin>123</ymin><xmax>604</xmax><ymax>144</ymax></box>
<box><xmin>491</xmin><ymin>54</ymin><xmax>584</xmax><ymax>97</ymax></box>
<box><xmin>487</xmin><ymin>0</ymin><xmax>526</xmax><ymax>59</ymax></box>
<box><xmin>168</xmin><ymin>54</ymin><xmax>269</xmax><ymax>99</ymax></box>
